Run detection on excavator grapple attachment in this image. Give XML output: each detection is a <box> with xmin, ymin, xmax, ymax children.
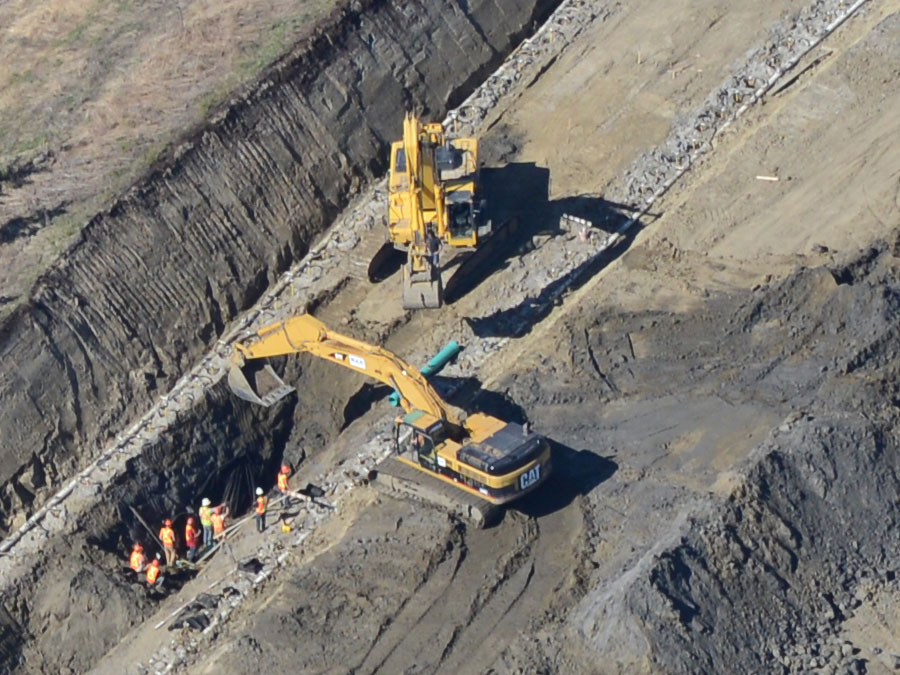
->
<box><xmin>227</xmin><ymin>362</ymin><xmax>295</xmax><ymax>407</ymax></box>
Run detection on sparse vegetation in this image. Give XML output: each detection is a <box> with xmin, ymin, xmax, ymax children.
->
<box><xmin>0</xmin><ymin>0</ymin><xmax>338</xmax><ymax>313</ymax></box>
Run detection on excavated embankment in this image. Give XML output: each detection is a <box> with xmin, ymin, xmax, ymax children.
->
<box><xmin>0</xmin><ymin>0</ymin><xmax>560</xmax><ymax>535</ymax></box>
<box><xmin>0</xmin><ymin>352</ymin><xmax>361</xmax><ymax>673</ymax></box>
<box><xmin>500</xmin><ymin>239</ymin><xmax>900</xmax><ymax>674</ymax></box>
<box><xmin>619</xmin><ymin>247</ymin><xmax>900</xmax><ymax>674</ymax></box>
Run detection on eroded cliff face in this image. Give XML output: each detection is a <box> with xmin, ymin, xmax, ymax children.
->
<box><xmin>0</xmin><ymin>0</ymin><xmax>560</xmax><ymax>532</ymax></box>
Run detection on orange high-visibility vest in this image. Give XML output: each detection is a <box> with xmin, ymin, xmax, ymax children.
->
<box><xmin>277</xmin><ymin>472</ymin><xmax>289</xmax><ymax>492</ymax></box>
<box><xmin>211</xmin><ymin>513</ymin><xmax>225</xmax><ymax>535</ymax></box>
<box><xmin>199</xmin><ymin>505</ymin><xmax>213</xmax><ymax>527</ymax></box>
<box><xmin>130</xmin><ymin>551</ymin><xmax>144</xmax><ymax>572</ymax></box>
<box><xmin>256</xmin><ymin>496</ymin><xmax>268</xmax><ymax>514</ymax></box>
<box><xmin>159</xmin><ymin>526</ymin><xmax>175</xmax><ymax>548</ymax></box>
<box><xmin>147</xmin><ymin>565</ymin><xmax>161</xmax><ymax>584</ymax></box>
<box><xmin>185</xmin><ymin>524</ymin><xmax>199</xmax><ymax>548</ymax></box>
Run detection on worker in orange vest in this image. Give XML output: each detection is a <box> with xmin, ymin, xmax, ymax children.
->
<box><xmin>211</xmin><ymin>505</ymin><xmax>229</xmax><ymax>542</ymax></box>
<box><xmin>159</xmin><ymin>519</ymin><xmax>177</xmax><ymax>568</ymax></box>
<box><xmin>184</xmin><ymin>517</ymin><xmax>200</xmax><ymax>562</ymax></box>
<box><xmin>146</xmin><ymin>558</ymin><xmax>163</xmax><ymax>588</ymax></box>
<box><xmin>277</xmin><ymin>464</ymin><xmax>292</xmax><ymax>506</ymax></box>
<box><xmin>255</xmin><ymin>487</ymin><xmax>268</xmax><ymax>532</ymax></box>
<box><xmin>130</xmin><ymin>543</ymin><xmax>146</xmax><ymax>574</ymax></box>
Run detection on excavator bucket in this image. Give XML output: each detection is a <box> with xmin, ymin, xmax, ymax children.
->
<box><xmin>401</xmin><ymin>261</ymin><xmax>443</xmax><ymax>310</ymax></box>
<box><xmin>227</xmin><ymin>361</ymin><xmax>295</xmax><ymax>407</ymax></box>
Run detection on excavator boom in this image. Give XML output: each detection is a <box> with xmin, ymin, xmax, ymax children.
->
<box><xmin>229</xmin><ymin>314</ymin><xmax>457</xmax><ymax>423</ymax></box>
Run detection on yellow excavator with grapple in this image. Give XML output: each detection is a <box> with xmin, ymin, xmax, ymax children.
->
<box><xmin>227</xmin><ymin>313</ymin><xmax>551</xmax><ymax>526</ymax></box>
<box><xmin>379</xmin><ymin>113</ymin><xmax>489</xmax><ymax>309</ymax></box>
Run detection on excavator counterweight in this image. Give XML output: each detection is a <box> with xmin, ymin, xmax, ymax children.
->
<box><xmin>227</xmin><ymin>313</ymin><xmax>552</xmax><ymax>525</ymax></box>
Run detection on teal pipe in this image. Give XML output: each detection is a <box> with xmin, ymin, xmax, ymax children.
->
<box><xmin>390</xmin><ymin>341</ymin><xmax>460</xmax><ymax>406</ymax></box>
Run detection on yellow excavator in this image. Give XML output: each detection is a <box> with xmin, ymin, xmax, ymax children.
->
<box><xmin>227</xmin><ymin>313</ymin><xmax>551</xmax><ymax>525</ymax></box>
<box><xmin>379</xmin><ymin>113</ymin><xmax>489</xmax><ymax>310</ymax></box>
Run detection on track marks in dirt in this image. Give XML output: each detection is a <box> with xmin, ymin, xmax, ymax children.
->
<box><xmin>355</xmin><ymin>522</ymin><xmax>468</xmax><ymax>673</ymax></box>
<box><xmin>356</xmin><ymin>513</ymin><xmax>539</xmax><ymax>675</ymax></box>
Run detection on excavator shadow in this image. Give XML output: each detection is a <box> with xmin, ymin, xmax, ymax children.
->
<box><xmin>445</xmin><ymin>162</ymin><xmax>652</xmax><ymax>309</ymax></box>
<box><xmin>464</xmin><ymin>213</ymin><xmax>644</xmax><ymax>340</ymax></box>
<box><xmin>512</xmin><ymin>441</ymin><xmax>617</xmax><ymax>521</ymax></box>
<box><xmin>442</xmin><ymin>162</ymin><xmax>549</xmax><ymax>304</ymax></box>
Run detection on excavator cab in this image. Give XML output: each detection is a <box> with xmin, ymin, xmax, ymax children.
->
<box><xmin>393</xmin><ymin>410</ymin><xmax>451</xmax><ymax>470</ymax></box>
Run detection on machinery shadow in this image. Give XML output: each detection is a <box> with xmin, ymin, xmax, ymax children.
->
<box><xmin>341</xmin><ymin>382</ymin><xmax>393</xmax><ymax>430</ymax></box>
<box><xmin>446</xmin><ymin>161</ymin><xmax>652</xmax><ymax>310</ymax></box>
<box><xmin>464</xmin><ymin>219</ymin><xmax>643</xmax><ymax>340</ymax></box>
<box><xmin>511</xmin><ymin>441</ymin><xmax>617</xmax><ymax>521</ymax></box>
<box><xmin>443</xmin><ymin>162</ymin><xmax>549</xmax><ymax>304</ymax></box>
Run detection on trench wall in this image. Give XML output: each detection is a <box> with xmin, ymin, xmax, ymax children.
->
<box><xmin>0</xmin><ymin>0</ymin><xmax>560</xmax><ymax>532</ymax></box>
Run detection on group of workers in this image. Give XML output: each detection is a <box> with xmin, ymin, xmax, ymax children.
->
<box><xmin>130</xmin><ymin>464</ymin><xmax>295</xmax><ymax>588</ymax></box>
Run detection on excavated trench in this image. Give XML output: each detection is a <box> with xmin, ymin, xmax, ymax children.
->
<box><xmin>0</xmin><ymin>355</ymin><xmax>360</xmax><ymax>672</ymax></box>
<box><xmin>0</xmin><ymin>1</ymin><xmax>572</xmax><ymax>671</ymax></box>
<box><xmin>0</xmin><ymin>0</ymin><xmax>562</xmax><ymax>535</ymax></box>
<box><xmin>2</xmin><ymin>0</ymin><xmax>897</xmax><ymax>672</ymax></box>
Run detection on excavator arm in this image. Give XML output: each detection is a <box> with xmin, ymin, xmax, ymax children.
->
<box><xmin>227</xmin><ymin>313</ymin><xmax>552</xmax><ymax>521</ymax></box>
<box><xmin>398</xmin><ymin>114</ymin><xmax>445</xmax><ymax>309</ymax></box>
<box><xmin>228</xmin><ymin>313</ymin><xmax>458</xmax><ymax>424</ymax></box>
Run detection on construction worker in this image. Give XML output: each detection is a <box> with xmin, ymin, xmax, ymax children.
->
<box><xmin>199</xmin><ymin>498</ymin><xmax>214</xmax><ymax>549</ymax></box>
<box><xmin>184</xmin><ymin>517</ymin><xmax>200</xmax><ymax>562</ymax></box>
<box><xmin>425</xmin><ymin>225</ymin><xmax>441</xmax><ymax>270</ymax></box>
<box><xmin>159</xmin><ymin>519</ymin><xmax>177</xmax><ymax>568</ymax></box>
<box><xmin>130</xmin><ymin>543</ymin><xmax>146</xmax><ymax>574</ymax></box>
<box><xmin>146</xmin><ymin>558</ymin><xmax>163</xmax><ymax>588</ymax></box>
<box><xmin>277</xmin><ymin>464</ymin><xmax>292</xmax><ymax>506</ymax></box>
<box><xmin>255</xmin><ymin>487</ymin><xmax>268</xmax><ymax>533</ymax></box>
<box><xmin>211</xmin><ymin>505</ymin><xmax>229</xmax><ymax>542</ymax></box>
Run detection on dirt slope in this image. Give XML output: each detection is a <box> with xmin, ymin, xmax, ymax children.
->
<box><xmin>0</xmin><ymin>0</ymin><xmax>559</xmax><ymax>537</ymax></box>
<box><xmin>3</xmin><ymin>0</ymin><xmax>899</xmax><ymax>673</ymax></box>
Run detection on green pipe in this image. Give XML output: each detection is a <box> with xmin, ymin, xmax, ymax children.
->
<box><xmin>390</xmin><ymin>341</ymin><xmax>460</xmax><ymax>406</ymax></box>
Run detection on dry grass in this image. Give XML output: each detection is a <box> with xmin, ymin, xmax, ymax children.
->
<box><xmin>0</xmin><ymin>0</ymin><xmax>337</xmax><ymax>313</ymax></box>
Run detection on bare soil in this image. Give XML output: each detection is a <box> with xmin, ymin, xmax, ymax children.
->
<box><xmin>0</xmin><ymin>0</ymin><xmax>336</xmax><ymax>311</ymax></box>
<box><xmin>3</xmin><ymin>0</ymin><xmax>900</xmax><ymax>673</ymax></box>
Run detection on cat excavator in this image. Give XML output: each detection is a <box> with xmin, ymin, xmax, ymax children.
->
<box><xmin>227</xmin><ymin>313</ymin><xmax>551</xmax><ymax>526</ymax></box>
<box><xmin>372</xmin><ymin>113</ymin><xmax>492</xmax><ymax>310</ymax></box>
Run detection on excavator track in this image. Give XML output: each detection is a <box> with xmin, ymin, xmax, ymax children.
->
<box><xmin>370</xmin><ymin>456</ymin><xmax>501</xmax><ymax>528</ymax></box>
<box><xmin>367</xmin><ymin>217</ymin><xmax>522</xmax><ymax>308</ymax></box>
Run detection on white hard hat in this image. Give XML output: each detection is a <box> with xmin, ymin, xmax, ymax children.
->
<box><xmin>202</xmin><ymin>497</ymin><xmax>211</xmax><ymax>506</ymax></box>
<box><xmin>255</xmin><ymin>487</ymin><xmax>263</xmax><ymax>496</ymax></box>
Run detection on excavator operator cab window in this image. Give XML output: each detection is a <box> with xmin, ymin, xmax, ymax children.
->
<box><xmin>393</xmin><ymin>148</ymin><xmax>406</xmax><ymax>173</ymax></box>
<box><xmin>435</xmin><ymin>145</ymin><xmax>463</xmax><ymax>173</ymax></box>
<box><xmin>402</xmin><ymin>430</ymin><xmax>434</xmax><ymax>460</ymax></box>
<box><xmin>447</xmin><ymin>200</ymin><xmax>474</xmax><ymax>238</ymax></box>
<box><xmin>397</xmin><ymin>420</ymin><xmax>445</xmax><ymax>462</ymax></box>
